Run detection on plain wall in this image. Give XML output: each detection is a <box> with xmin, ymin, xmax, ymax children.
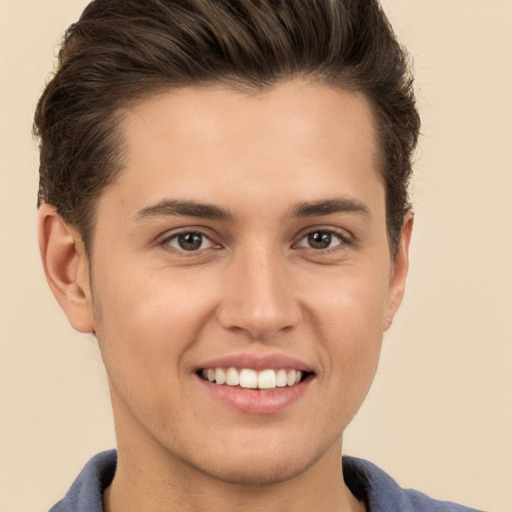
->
<box><xmin>1</xmin><ymin>1</ymin><xmax>511</xmax><ymax>511</ymax></box>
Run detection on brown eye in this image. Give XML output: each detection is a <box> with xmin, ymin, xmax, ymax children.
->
<box><xmin>297</xmin><ymin>230</ymin><xmax>344</xmax><ymax>250</ymax></box>
<box><xmin>178</xmin><ymin>233</ymin><xmax>203</xmax><ymax>250</ymax></box>
<box><xmin>165</xmin><ymin>232</ymin><xmax>213</xmax><ymax>251</ymax></box>
<box><xmin>308</xmin><ymin>231</ymin><xmax>332</xmax><ymax>249</ymax></box>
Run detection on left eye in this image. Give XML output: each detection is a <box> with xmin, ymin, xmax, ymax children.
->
<box><xmin>296</xmin><ymin>230</ymin><xmax>344</xmax><ymax>250</ymax></box>
<box><xmin>164</xmin><ymin>232</ymin><xmax>214</xmax><ymax>251</ymax></box>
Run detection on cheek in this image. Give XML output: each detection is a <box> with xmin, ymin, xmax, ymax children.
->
<box><xmin>307</xmin><ymin>260</ymin><xmax>390</xmax><ymax>338</ymax></box>
<box><xmin>306</xmin><ymin>265</ymin><xmax>389</xmax><ymax>404</ymax></box>
<box><xmin>91</xmin><ymin>267</ymin><xmax>216</xmax><ymax>397</ymax></box>
<box><xmin>96</xmin><ymin>262</ymin><xmax>214</xmax><ymax>330</ymax></box>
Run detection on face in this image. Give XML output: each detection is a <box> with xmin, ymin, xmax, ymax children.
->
<box><xmin>80</xmin><ymin>81</ymin><xmax>409</xmax><ymax>484</ymax></box>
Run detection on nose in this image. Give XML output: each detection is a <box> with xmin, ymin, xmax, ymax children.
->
<box><xmin>216</xmin><ymin>248</ymin><xmax>301</xmax><ymax>340</ymax></box>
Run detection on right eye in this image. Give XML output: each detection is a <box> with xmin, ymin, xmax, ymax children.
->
<box><xmin>162</xmin><ymin>231</ymin><xmax>215</xmax><ymax>252</ymax></box>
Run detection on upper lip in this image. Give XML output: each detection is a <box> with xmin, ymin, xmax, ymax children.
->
<box><xmin>196</xmin><ymin>353</ymin><xmax>314</xmax><ymax>373</ymax></box>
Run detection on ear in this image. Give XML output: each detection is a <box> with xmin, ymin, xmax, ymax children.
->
<box><xmin>384</xmin><ymin>212</ymin><xmax>414</xmax><ymax>331</ymax></box>
<box><xmin>38</xmin><ymin>204</ymin><xmax>95</xmax><ymax>333</ymax></box>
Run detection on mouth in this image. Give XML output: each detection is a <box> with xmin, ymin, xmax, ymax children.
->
<box><xmin>194</xmin><ymin>354</ymin><xmax>315</xmax><ymax>413</ymax></box>
<box><xmin>196</xmin><ymin>367</ymin><xmax>313</xmax><ymax>390</ymax></box>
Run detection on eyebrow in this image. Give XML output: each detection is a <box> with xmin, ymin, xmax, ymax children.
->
<box><xmin>133</xmin><ymin>199</ymin><xmax>233</xmax><ymax>221</ymax></box>
<box><xmin>133</xmin><ymin>196</ymin><xmax>370</xmax><ymax>223</ymax></box>
<box><xmin>291</xmin><ymin>197</ymin><xmax>371</xmax><ymax>218</ymax></box>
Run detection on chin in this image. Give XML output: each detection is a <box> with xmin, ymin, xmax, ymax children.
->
<box><xmin>194</xmin><ymin>454</ymin><xmax>314</xmax><ymax>486</ymax></box>
<box><xmin>178</xmin><ymin>433</ymin><xmax>332</xmax><ymax>486</ymax></box>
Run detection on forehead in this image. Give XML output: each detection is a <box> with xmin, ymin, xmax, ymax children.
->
<box><xmin>122</xmin><ymin>81</ymin><xmax>378</xmax><ymax>162</ymax></box>
<box><xmin>100</xmin><ymin>80</ymin><xmax>383</xmax><ymax>220</ymax></box>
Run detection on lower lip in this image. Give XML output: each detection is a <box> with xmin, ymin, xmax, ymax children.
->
<box><xmin>196</xmin><ymin>375</ymin><xmax>312</xmax><ymax>414</ymax></box>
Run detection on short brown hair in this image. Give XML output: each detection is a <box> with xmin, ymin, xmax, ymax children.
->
<box><xmin>34</xmin><ymin>0</ymin><xmax>420</xmax><ymax>256</ymax></box>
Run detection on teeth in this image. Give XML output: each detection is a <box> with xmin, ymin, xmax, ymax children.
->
<box><xmin>225</xmin><ymin>367</ymin><xmax>240</xmax><ymax>386</ymax></box>
<box><xmin>201</xmin><ymin>367</ymin><xmax>306</xmax><ymax>389</ymax></box>
<box><xmin>239</xmin><ymin>369</ymin><xmax>258</xmax><ymax>389</ymax></box>
<box><xmin>258</xmin><ymin>369</ymin><xmax>276</xmax><ymax>389</ymax></box>
<box><xmin>215</xmin><ymin>368</ymin><xmax>226</xmax><ymax>385</ymax></box>
<box><xmin>276</xmin><ymin>369</ymin><xmax>288</xmax><ymax>387</ymax></box>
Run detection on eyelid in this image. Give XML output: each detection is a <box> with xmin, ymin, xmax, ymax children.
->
<box><xmin>155</xmin><ymin>224</ymin><xmax>352</xmax><ymax>254</ymax></box>
<box><xmin>158</xmin><ymin>227</ymin><xmax>221</xmax><ymax>252</ymax></box>
<box><xmin>293</xmin><ymin>226</ymin><xmax>352</xmax><ymax>250</ymax></box>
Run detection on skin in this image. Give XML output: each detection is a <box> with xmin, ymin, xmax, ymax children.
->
<box><xmin>39</xmin><ymin>80</ymin><xmax>412</xmax><ymax>512</ymax></box>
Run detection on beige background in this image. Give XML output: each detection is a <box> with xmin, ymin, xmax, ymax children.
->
<box><xmin>1</xmin><ymin>1</ymin><xmax>511</xmax><ymax>511</ymax></box>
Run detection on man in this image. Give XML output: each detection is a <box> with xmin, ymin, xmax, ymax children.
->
<box><xmin>34</xmin><ymin>0</ymin><xmax>485</xmax><ymax>511</ymax></box>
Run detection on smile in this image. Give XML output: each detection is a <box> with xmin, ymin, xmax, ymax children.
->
<box><xmin>199</xmin><ymin>367</ymin><xmax>309</xmax><ymax>389</ymax></box>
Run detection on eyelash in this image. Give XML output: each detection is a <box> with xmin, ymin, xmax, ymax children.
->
<box><xmin>160</xmin><ymin>229</ymin><xmax>219</xmax><ymax>254</ymax></box>
<box><xmin>159</xmin><ymin>227</ymin><xmax>351</xmax><ymax>254</ymax></box>
<box><xmin>293</xmin><ymin>228</ymin><xmax>350</xmax><ymax>252</ymax></box>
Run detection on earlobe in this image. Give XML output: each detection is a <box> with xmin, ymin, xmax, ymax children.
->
<box><xmin>38</xmin><ymin>204</ymin><xmax>95</xmax><ymax>333</ymax></box>
<box><xmin>385</xmin><ymin>212</ymin><xmax>414</xmax><ymax>331</ymax></box>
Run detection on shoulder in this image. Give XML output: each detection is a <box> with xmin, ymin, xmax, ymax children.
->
<box><xmin>48</xmin><ymin>450</ymin><xmax>117</xmax><ymax>512</ymax></box>
<box><xmin>342</xmin><ymin>456</ymin><xmax>487</xmax><ymax>512</ymax></box>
